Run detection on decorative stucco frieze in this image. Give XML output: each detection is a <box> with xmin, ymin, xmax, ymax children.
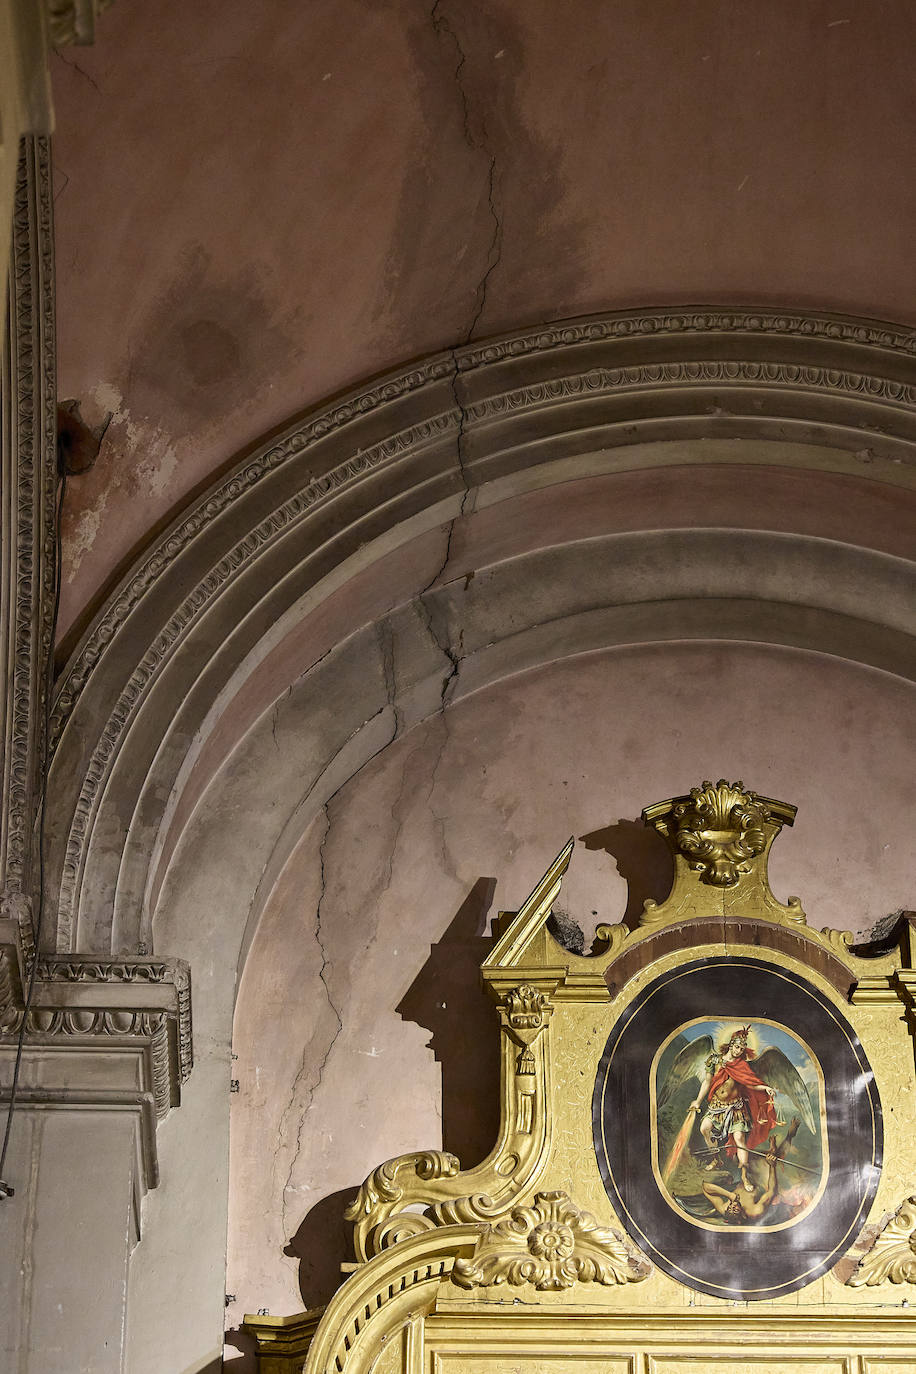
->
<box><xmin>1</xmin><ymin>136</ymin><xmax>56</xmax><ymax>962</ymax></box>
<box><xmin>0</xmin><ymin>952</ymin><xmax>191</xmax><ymax>1181</ymax></box>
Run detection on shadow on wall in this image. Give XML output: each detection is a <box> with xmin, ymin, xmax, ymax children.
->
<box><xmin>396</xmin><ymin>877</ymin><xmax>500</xmax><ymax>1169</ymax></box>
<box><xmin>285</xmin><ymin>1185</ymin><xmax>359</xmax><ymax>1311</ymax></box>
<box><xmin>223</xmin><ymin>1324</ymin><xmax>257</xmax><ymax>1369</ymax></box>
<box><xmin>580</xmin><ymin>818</ymin><xmax>673</xmax><ymax>929</ymax></box>
<box><xmin>225</xmin><ymin>830</ymin><xmax>668</xmax><ymax>1361</ymax></box>
<box><xmin>246</xmin><ymin>877</ymin><xmax>502</xmax><ymax>1332</ymax></box>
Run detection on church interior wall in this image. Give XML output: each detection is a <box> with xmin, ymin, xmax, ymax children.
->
<box><xmin>1</xmin><ymin>4</ymin><xmax>915</xmax><ymax>1373</ymax></box>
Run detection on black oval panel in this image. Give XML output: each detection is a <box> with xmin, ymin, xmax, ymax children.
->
<box><xmin>592</xmin><ymin>956</ymin><xmax>882</xmax><ymax>1300</ymax></box>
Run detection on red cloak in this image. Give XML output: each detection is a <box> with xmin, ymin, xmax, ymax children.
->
<box><xmin>707</xmin><ymin>1054</ymin><xmax>778</xmax><ymax>1152</ymax></box>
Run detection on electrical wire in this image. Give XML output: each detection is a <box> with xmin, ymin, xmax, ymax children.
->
<box><xmin>0</xmin><ymin>468</ymin><xmax>67</xmax><ymax>1191</ymax></box>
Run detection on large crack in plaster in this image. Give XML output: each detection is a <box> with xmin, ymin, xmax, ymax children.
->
<box><xmin>375</xmin><ymin>620</ymin><xmax>422</xmax><ymax>903</ymax></box>
<box><xmin>419</xmin><ymin>0</ymin><xmax>503</xmax><ymax>701</ymax></box>
<box><xmin>430</xmin><ymin>0</ymin><xmax>503</xmax><ymax>342</ymax></box>
<box><xmin>278</xmin><ymin>664</ymin><xmax>401</xmax><ymax>1237</ymax></box>
<box><xmin>273</xmin><ymin>25</ymin><xmax>505</xmax><ymax>1207</ymax></box>
<box><xmin>279</xmin><ymin>806</ymin><xmax>344</xmax><ymax>1240</ymax></box>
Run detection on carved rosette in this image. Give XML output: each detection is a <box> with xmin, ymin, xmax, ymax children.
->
<box><xmin>847</xmin><ymin>1197</ymin><xmax>916</xmax><ymax>1287</ymax></box>
<box><xmin>452</xmin><ymin>1190</ymin><xmax>650</xmax><ymax>1291</ymax></box>
<box><xmin>674</xmin><ymin>779</ymin><xmax>770</xmax><ymax>887</ymax></box>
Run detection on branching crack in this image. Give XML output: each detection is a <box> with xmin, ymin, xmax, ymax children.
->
<box><xmin>419</xmin><ymin>0</ymin><xmax>501</xmax><ymax>703</ymax></box>
<box><xmin>314</xmin><ymin>806</ymin><xmax>344</xmax><ymax>1062</ymax></box>
<box><xmin>278</xmin><ymin>693</ymin><xmax>402</xmax><ymax>1233</ymax></box>
<box><xmin>270</xmin><ymin>685</ymin><xmax>292</xmax><ymax>752</ymax></box>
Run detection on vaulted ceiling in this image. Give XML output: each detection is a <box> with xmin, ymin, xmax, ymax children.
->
<box><xmin>51</xmin><ymin>0</ymin><xmax>916</xmax><ymax>647</ymax></box>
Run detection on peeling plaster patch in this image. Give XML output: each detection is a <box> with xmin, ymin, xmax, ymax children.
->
<box><xmin>62</xmin><ymin>380</ymin><xmax>183</xmax><ymax>582</ymax></box>
<box><xmin>91</xmin><ymin>380</ymin><xmax>124</xmax><ymax>417</ymax></box>
<box><xmin>65</xmin><ymin>493</ymin><xmax>109</xmax><ymax>582</ymax></box>
<box><xmin>135</xmin><ymin>436</ymin><xmax>179</xmax><ymax>498</ymax></box>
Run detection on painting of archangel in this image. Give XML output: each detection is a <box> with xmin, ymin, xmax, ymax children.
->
<box><xmin>652</xmin><ymin>1020</ymin><xmax>827</xmax><ymax>1230</ymax></box>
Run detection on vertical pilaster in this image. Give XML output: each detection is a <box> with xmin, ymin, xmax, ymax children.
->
<box><xmin>0</xmin><ymin>1107</ymin><xmax>138</xmax><ymax>1373</ymax></box>
<box><xmin>1</xmin><ymin>133</ymin><xmax>56</xmax><ymax>965</ymax></box>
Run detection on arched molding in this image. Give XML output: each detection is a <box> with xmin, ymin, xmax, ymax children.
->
<box><xmin>45</xmin><ymin>308</ymin><xmax>916</xmax><ymax>957</ymax></box>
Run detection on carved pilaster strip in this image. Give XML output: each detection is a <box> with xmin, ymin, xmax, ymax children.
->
<box><xmin>1</xmin><ymin>135</ymin><xmax>56</xmax><ymax>962</ymax></box>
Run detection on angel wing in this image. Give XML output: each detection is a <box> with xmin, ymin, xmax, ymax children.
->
<box><xmin>754</xmin><ymin>1046</ymin><xmax>817</xmax><ymax>1136</ymax></box>
<box><xmin>657</xmin><ymin>1034</ymin><xmax>714</xmax><ymax>1111</ymax></box>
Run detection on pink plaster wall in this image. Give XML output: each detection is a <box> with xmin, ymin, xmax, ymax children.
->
<box><xmin>50</xmin><ymin>0</ymin><xmax>916</xmax><ymax>642</ymax></box>
<box><xmin>225</xmin><ymin>642</ymin><xmax>916</xmax><ymax>1358</ymax></box>
<box><xmin>146</xmin><ymin>462</ymin><xmax>916</xmax><ymax>913</ymax></box>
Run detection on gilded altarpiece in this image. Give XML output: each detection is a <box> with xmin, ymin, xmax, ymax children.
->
<box><xmin>245</xmin><ymin>782</ymin><xmax>916</xmax><ymax>1373</ymax></box>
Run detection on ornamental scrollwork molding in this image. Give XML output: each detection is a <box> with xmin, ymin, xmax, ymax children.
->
<box><xmin>673</xmin><ymin>779</ymin><xmax>770</xmax><ymax>889</ymax></box>
<box><xmin>501</xmin><ymin>982</ymin><xmax>552</xmax><ymax>1073</ymax></box>
<box><xmin>846</xmin><ymin>1197</ymin><xmax>916</xmax><ymax>1287</ymax></box>
<box><xmin>344</xmin><ymin>1150</ymin><xmax>461</xmax><ymax>1261</ymax></box>
<box><xmin>451</xmin><ymin>1190</ymin><xmax>651</xmax><ymax>1291</ymax></box>
<box><xmin>630</xmin><ymin>782</ymin><xmax>870</xmax><ymax>978</ymax></box>
<box><xmin>345</xmin><ymin>982</ymin><xmax>554</xmax><ymax>1263</ymax></box>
